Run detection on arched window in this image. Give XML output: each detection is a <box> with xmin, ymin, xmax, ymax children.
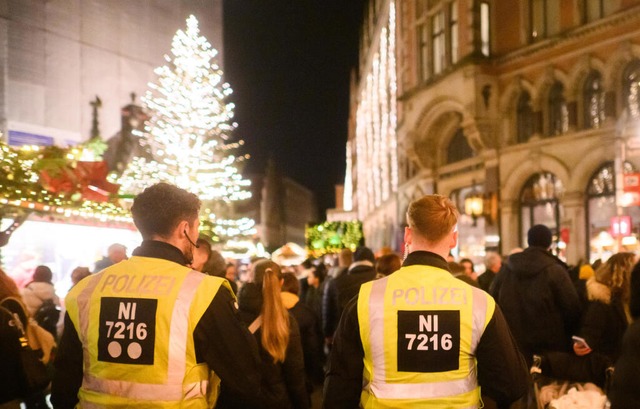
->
<box><xmin>586</xmin><ymin>161</ymin><xmax>640</xmax><ymax>263</ymax></box>
<box><xmin>517</xmin><ymin>91</ymin><xmax>534</xmax><ymax>143</ymax></box>
<box><xmin>520</xmin><ymin>172</ymin><xmax>563</xmax><ymax>247</ymax></box>
<box><xmin>446</xmin><ymin>128</ymin><xmax>474</xmax><ymax>163</ymax></box>
<box><xmin>583</xmin><ymin>70</ymin><xmax>604</xmax><ymax>129</ymax></box>
<box><xmin>623</xmin><ymin>60</ymin><xmax>640</xmax><ymax>118</ymax></box>
<box><xmin>548</xmin><ymin>81</ymin><xmax>568</xmax><ymax>136</ymax></box>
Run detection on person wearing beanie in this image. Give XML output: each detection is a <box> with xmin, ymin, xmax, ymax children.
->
<box><xmin>322</xmin><ymin>246</ymin><xmax>377</xmax><ymax>346</ymax></box>
<box><xmin>491</xmin><ymin>225</ymin><xmax>581</xmax><ymax>369</ymax></box>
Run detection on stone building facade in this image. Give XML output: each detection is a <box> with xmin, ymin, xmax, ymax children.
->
<box><xmin>0</xmin><ymin>0</ymin><xmax>223</xmax><ymax>146</ymax></box>
<box><xmin>348</xmin><ymin>0</ymin><xmax>640</xmax><ymax>266</ymax></box>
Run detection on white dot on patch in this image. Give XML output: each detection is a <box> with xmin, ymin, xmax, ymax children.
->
<box><xmin>108</xmin><ymin>341</ymin><xmax>122</xmax><ymax>358</ymax></box>
<box><xmin>128</xmin><ymin>342</ymin><xmax>142</xmax><ymax>359</ymax></box>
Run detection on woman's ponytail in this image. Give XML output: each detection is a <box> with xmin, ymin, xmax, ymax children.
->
<box><xmin>254</xmin><ymin>260</ymin><xmax>290</xmax><ymax>363</ymax></box>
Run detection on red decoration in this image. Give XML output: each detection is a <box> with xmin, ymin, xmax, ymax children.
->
<box><xmin>39</xmin><ymin>161</ymin><xmax>119</xmax><ymax>202</ymax></box>
<box><xmin>39</xmin><ymin>166</ymin><xmax>77</xmax><ymax>194</ymax></box>
<box><xmin>75</xmin><ymin>161</ymin><xmax>120</xmax><ymax>202</ymax></box>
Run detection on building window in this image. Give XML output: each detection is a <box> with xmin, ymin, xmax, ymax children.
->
<box><xmin>417</xmin><ymin>1</ymin><xmax>430</xmax><ymax>81</ymax></box>
<box><xmin>520</xmin><ymin>172</ymin><xmax>563</xmax><ymax>248</ymax></box>
<box><xmin>517</xmin><ymin>91</ymin><xmax>534</xmax><ymax>143</ymax></box>
<box><xmin>584</xmin><ymin>0</ymin><xmax>604</xmax><ymax>22</ymax></box>
<box><xmin>530</xmin><ymin>0</ymin><xmax>560</xmax><ymax>42</ymax></box>
<box><xmin>480</xmin><ymin>2</ymin><xmax>490</xmax><ymax>57</ymax></box>
<box><xmin>446</xmin><ymin>128</ymin><xmax>474</xmax><ymax>164</ymax></box>
<box><xmin>623</xmin><ymin>60</ymin><xmax>640</xmax><ymax>119</ymax></box>
<box><xmin>450</xmin><ymin>1</ymin><xmax>458</xmax><ymax>64</ymax></box>
<box><xmin>583</xmin><ymin>70</ymin><xmax>605</xmax><ymax>129</ymax></box>
<box><xmin>584</xmin><ymin>0</ymin><xmax>617</xmax><ymax>23</ymax></box>
<box><xmin>432</xmin><ymin>10</ymin><xmax>445</xmax><ymax>75</ymax></box>
<box><xmin>416</xmin><ymin>0</ymin><xmax>459</xmax><ymax>80</ymax></box>
<box><xmin>587</xmin><ymin>161</ymin><xmax>639</xmax><ymax>263</ymax></box>
<box><xmin>548</xmin><ymin>81</ymin><xmax>568</xmax><ymax>136</ymax></box>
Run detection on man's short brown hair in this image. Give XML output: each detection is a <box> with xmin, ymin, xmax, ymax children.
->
<box><xmin>131</xmin><ymin>183</ymin><xmax>201</xmax><ymax>240</ymax></box>
<box><xmin>406</xmin><ymin>194</ymin><xmax>458</xmax><ymax>244</ymax></box>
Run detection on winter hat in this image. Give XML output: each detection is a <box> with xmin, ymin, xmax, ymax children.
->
<box><xmin>353</xmin><ymin>246</ymin><xmax>376</xmax><ymax>264</ymax></box>
<box><xmin>527</xmin><ymin>224</ymin><xmax>552</xmax><ymax>248</ymax></box>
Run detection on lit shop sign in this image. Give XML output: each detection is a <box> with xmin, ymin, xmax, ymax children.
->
<box><xmin>610</xmin><ymin>216</ymin><xmax>632</xmax><ymax>237</ymax></box>
<box><xmin>623</xmin><ymin>173</ymin><xmax>640</xmax><ymax>207</ymax></box>
<box><xmin>8</xmin><ymin>130</ymin><xmax>54</xmax><ymax>147</ymax></box>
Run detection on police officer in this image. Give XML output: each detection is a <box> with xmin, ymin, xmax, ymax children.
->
<box><xmin>52</xmin><ymin>183</ymin><xmax>262</xmax><ymax>408</ymax></box>
<box><xmin>324</xmin><ymin>195</ymin><xmax>528</xmax><ymax>409</ymax></box>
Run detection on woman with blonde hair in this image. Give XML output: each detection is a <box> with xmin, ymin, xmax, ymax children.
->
<box><xmin>217</xmin><ymin>260</ymin><xmax>308</xmax><ymax>409</ymax></box>
<box><xmin>543</xmin><ymin>252</ymin><xmax>636</xmax><ymax>387</ymax></box>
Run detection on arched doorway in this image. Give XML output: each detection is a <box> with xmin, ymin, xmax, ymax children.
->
<box><xmin>520</xmin><ymin>172</ymin><xmax>564</xmax><ymax>251</ymax></box>
<box><xmin>586</xmin><ymin>161</ymin><xmax>640</xmax><ymax>263</ymax></box>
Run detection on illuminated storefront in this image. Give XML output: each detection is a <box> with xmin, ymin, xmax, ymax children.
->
<box><xmin>587</xmin><ymin>162</ymin><xmax>640</xmax><ymax>263</ymax></box>
<box><xmin>0</xmin><ymin>218</ymin><xmax>139</xmax><ymax>298</ymax></box>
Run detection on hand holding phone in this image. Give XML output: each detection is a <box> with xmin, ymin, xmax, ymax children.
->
<box><xmin>572</xmin><ymin>336</ymin><xmax>592</xmax><ymax>355</ymax></box>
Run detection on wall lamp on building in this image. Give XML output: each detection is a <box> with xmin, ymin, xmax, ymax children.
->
<box><xmin>464</xmin><ymin>188</ymin><xmax>484</xmax><ymax>227</ymax></box>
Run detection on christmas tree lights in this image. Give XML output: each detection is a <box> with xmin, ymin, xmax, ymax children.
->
<box><xmin>118</xmin><ymin>15</ymin><xmax>255</xmax><ymax>246</ymax></box>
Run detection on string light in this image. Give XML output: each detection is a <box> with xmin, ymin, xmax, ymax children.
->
<box><xmin>354</xmin><ymin>1</ymin><xmax>398</xmax><ymax>219</ymax></box>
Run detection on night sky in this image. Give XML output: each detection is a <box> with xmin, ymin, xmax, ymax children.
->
<box><xmin>223</xmin><ymin>1</ymin><xmax>366</xmax><ymax>216</ymax></box>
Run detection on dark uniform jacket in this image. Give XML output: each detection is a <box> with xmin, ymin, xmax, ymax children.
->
<box><xmin>51</xmin><ymin>240</ymin><xmax>263</xmax><ymax>409</ymax></box>
<box><xmin>324</xmin><ymin>251</ymin><xmax>529</xmax><ymax>409</ymax></box>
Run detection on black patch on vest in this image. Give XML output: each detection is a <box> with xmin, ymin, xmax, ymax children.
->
<box><xmin>98</xmin><ymin>297</ymin><xmax>157</xmax><ymax>365</ymax></box>
<box><xmin>396</xmin><ymin>310</ymin><xmax>460</xmax><ymax>373</ymax></box>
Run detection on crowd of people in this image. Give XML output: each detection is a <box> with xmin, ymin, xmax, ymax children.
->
<box><xmin>1</xmin><ymin>183</ymin><xmax>640</xmax><ymax>408</ymax></box>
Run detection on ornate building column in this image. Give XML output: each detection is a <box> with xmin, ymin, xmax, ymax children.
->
<box><xmin>500</xmin><ymin>198</ymin><xmax>521</xmax><ymax>255</ymax></box>
<box><xmin>561</xmin><ymin>190</ymin><xmax>587</xmax><ymax>266</ymax></box>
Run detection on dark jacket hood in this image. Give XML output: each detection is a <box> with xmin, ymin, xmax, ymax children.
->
<box><xmin>237</xmin><ymin>282</ymin><xmax>263</xmax><ymax>316</ymax></box>
<box><xmin>506</xmin><ymin>247</ymin><xmax>566</xmax><ymax>278</ymax></box>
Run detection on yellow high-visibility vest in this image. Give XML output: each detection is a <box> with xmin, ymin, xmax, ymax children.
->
<box><xmin>66</xmin><ymin>256</ymin><xmax>232</xmax><ymax>409</ymax></box>
<box><xmin>357</xmin><ymin>264</ymin><xmax>495</xmax><ymax>409</ymax></box>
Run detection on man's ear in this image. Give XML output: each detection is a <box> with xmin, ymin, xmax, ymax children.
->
<box><xmin>178</xmin><ymin>220</ymin><xmax>190</xmax><ymax>236</ymax></box>
<box><xmin>449</xmin><ymin>230</ymin><xmax>458</xmax><ymax>250</ymax></box>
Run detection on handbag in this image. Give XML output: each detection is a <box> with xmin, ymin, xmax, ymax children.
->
<box><xmin>0</xmin><ymin>297</ymin><xmax>52</xmax><ymax>397</ymax></box>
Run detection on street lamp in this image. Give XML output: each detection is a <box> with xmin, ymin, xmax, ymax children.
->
<box><xmin>464</xmin><ymin>182</ymin><xmax>484</xmax><ymax>226</ymax></box>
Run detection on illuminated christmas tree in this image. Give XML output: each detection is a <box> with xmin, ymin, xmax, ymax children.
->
<box><xmin>119</xmin><ymin>15</ymin><xmax>256</xmax><ymax>248</ymax></box>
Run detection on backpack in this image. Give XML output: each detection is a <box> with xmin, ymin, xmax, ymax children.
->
<box><xmin>0</xmin><ymin>297</ymin><xmax>52</xmax><ymax>397</ymax></box>
<box><xmin>34</xmin><ymin>298</ymin><xmax>60</xmax><ymax>338</ymax></box>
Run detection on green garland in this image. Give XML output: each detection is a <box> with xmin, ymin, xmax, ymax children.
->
<box><xmin>305</xmin><ymin>220</ymin><xmax>363</xmax><ymax>257</ymax></box>
<box><xmin>0</xmin><ymin>141</ymin><xmax>129</xmax><ymax>219</ymax></box>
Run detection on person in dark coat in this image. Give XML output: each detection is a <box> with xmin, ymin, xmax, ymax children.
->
<box><xmin>0</xmin><ymin>268</ymin><xmax>25</xmax><ymax>409</ymax></box>
<box><xmin>542</xmin><ymin>252</ymin><xmax>634</xmax><ymax>387</ymax></box>
<box><xmin>609</xmin><ymin>258</ymin><xmax>640</xmax><ymax>408</ymax></box>
<box><xmin>478</xmin><ymin>252</ymin><xmax>502</xmax><ymax>293</ymax></box>
<box><xmin>449</xmin><ymin>261</ymin><xmax>480</xmax><ymax>287</ymax></box>
<box><xmin>491</xmin><ymin>224</ymin><xmax>581</xmax><ymax>366</ymax></box>
<box><xmin>281</xmin><ymin>273</ymin><xmax>324</xmax><ymax>395</ymax></box>
<box><xmin>304</xmin><ymin>262</ymin><xmax>326</xmax><ymax>321</ymax></box>
<box><xmin>218</xmin><ymin>260</ymin><xmax>308</xmax><ymax>409</ymax></box>
<box><xmin>322</xmin><ymin>246</ymin><xmax>377</xmax><ymax>345</ymax></box>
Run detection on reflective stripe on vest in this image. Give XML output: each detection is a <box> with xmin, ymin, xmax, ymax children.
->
<box><xmin>362</xmin><ymin>267</ymin><xmax>493</xmax><ymax>402</ymax></box>
<box><xmin>76</xmin><ymin>269</ymin><xmax>205</xmax><ymax>401</ymax></box>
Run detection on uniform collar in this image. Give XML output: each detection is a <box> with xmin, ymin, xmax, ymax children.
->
<box><xmin>132</xmin><ymin>240</ymin><xmax>189</xmax><ymax>266</ymax></box>
<box><xmin>402</xmin><ymin>250</ymin><xmax>450</xmax><ymax>272</ymax></box>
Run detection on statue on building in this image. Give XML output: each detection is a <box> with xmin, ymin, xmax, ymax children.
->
<box><xmin>103</xmin><ymin>93</ymin><xmax>151</xmax><ymax>175</ymax></box>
